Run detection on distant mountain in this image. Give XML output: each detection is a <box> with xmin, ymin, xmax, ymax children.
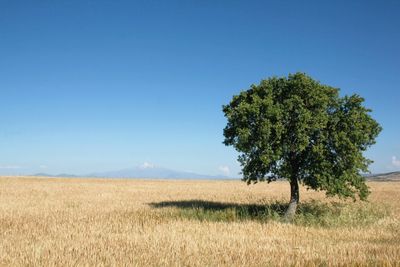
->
<box><xmin>30</xmin><ymin>169</ymin><xmax>400</xmax><ymax>181</ymax></box>
<box><xmin>87</xmin><ymin>164</ymin><xmax>229</xmax><ymax>179</ymax></box>
<box><xmin>32</xmin><ymin>163</ymin><xmax>231</xmax><ymax>179</ymax></box>
<box><xmin>366</xmin><ymin>171</ymin><xmax>400</xmax><ymax>181</ymax></box>
<box><xmin>32</xmin><ymin>173</ymin><xmax>78</xmax><ymax>178</ymax></box>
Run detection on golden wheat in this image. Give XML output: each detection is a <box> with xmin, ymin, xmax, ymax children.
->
<box><xmin>0</xmin><ymin>177</ymin><xmax>399</xmax><ymax>266</ymax></box>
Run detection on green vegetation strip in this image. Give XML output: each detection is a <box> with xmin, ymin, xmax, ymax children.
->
<box><xmin>153</xmin><ymin>200</ymin><xmax>390</xmax><ymax>227</ymax></box>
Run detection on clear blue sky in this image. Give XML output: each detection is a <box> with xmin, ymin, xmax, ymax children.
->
<box><xmin>1</xmin><ymin>0</ymin><xmax>399</xmax><ymax>176</ymax></box>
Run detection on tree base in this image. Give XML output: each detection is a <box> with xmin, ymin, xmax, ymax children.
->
<box><xmin>283</xmin><ymin>201</ymin><xmax>298</xmax><ymax>222</ymax></box>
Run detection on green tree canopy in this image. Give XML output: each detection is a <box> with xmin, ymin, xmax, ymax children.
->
<box><xmin>223</xmin><ymin>73</ymin><xmax>381</xmax><ymax>219</ymax></box>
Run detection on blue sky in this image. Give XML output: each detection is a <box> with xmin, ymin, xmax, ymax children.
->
<box><xmin>0</xmin><ymin>0</ymin><xmax>399</xmax><ymax>176</ymax></box>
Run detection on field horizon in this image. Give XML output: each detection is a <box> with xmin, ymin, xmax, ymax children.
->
<box><xmin>1</xmin><ymin>176</ymin><xmax>399</xmax><ymax>266</ymax></box>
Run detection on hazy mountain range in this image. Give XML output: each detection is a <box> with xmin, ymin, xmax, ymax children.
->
<box><xmin>33</xmin><ymin>163</ymin><xmax>231</xmax><ymax>179</ymax></box>
<box><xmin>31</xmin><ymin>168</ymin><xmax>400</xmax><ymax>181</ymax></box>
<box><xmin>365</xmin><ymin>171</ymin><xmax>400</xmax><ymax>181</ymax></box>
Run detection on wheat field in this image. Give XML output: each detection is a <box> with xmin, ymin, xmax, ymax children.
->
<box><xmin>0</xmin><ymin>177</ymin><xmax>399</xmax><ymax>266</ymax></box>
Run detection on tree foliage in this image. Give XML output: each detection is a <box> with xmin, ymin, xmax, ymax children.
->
<box><xmin>223</xmin><ymin>73</ymin><xmax>381</xmax><ymax>201</ymax></box>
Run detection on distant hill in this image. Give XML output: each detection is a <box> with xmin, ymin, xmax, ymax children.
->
<box><xmin>87</xmin><ymin>165</ymin><xmax>228</xmax><ymax>179</ymax></box>
<box><xmin>32</xmin><ymin>173</ymin><xmax>79</xmax><ymax>178</ymax></box>
<box><xmin>32</xmin><ymin>164</ymin><xmax>230</xmax><ymax>180</ymax></box>
<box><xmin>31</xmin><ymin>170</ymin><xmax>400</xmax><ymax>181</ymax></box>
<box><xmin>366</xmin><ymin>171</ymin><xmax>400</xmax><ymax>182</ymax></box>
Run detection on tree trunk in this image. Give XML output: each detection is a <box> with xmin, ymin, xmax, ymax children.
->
<box><xmin>284</xmin><ymin>177</ymin><xmax>299</xmax><ymax>221</ymax></box>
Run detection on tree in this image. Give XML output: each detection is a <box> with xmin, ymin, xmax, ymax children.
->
<box><xmin>222</xmin><ymin>73</ymin><xmax>381</xmax><ymax>220</ymax></box>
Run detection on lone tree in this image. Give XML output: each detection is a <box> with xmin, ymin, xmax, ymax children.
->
<box><xmin>223</xmin><ymin>73</ymin><xmax>381</xmax><ymax>220</ymax></box>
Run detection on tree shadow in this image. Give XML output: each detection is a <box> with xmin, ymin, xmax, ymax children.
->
<box><xmin>148</xmin><ymin>199</ymin><xmax>339</xmax><ymax>223</ymax></box>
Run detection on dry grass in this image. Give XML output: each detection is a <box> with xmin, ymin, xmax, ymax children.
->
<box><xmin>0</xmin><ymin>177</ymin><xmax>399</xmax><ymax>266</ymax></box>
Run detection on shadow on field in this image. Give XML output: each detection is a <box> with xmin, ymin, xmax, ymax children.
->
<box><xmin>149</xmin><ymin>199</ymin><xmax>388</xmax><ymax>226</ymax></box>
<box><xmin>149</xmin><ymin>199</ymin><xmax>337</xmax><ymax>223</ymax></box>
<box><xmin>151</xmin><ymin>199</ymin><xmax>286</xmax><ymax>215</ymax></box>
